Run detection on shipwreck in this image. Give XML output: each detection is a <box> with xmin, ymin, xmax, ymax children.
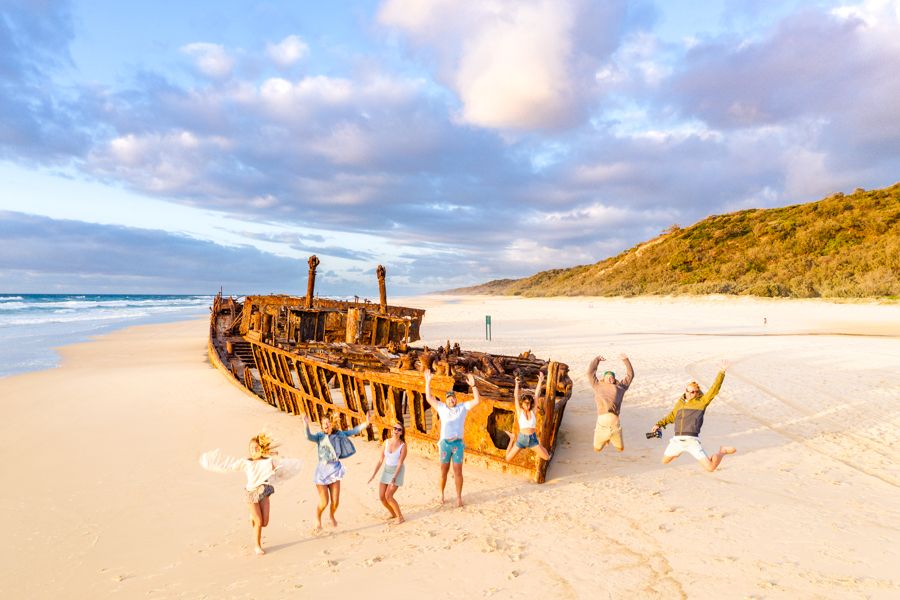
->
<box><xmin>208</xmin><ymin>256</ymin><xmax>572</xmax><ymax>483</ymax></box>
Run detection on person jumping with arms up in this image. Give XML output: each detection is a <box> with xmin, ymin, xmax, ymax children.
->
<box><xmin>650</xmin><ymin>360</ymin><xmax>736</xmax><ymax>472</ymax></box>
<box><xmin>587</xmin><ymin>353</ymin><xmax>634</xmax><ymax>453</ymax></box>
<box><xmin>423</xmin><ymin>369</ymin><xmax>480</xmax><ymax>507</ymax></box>
<box><xmin>505</xmin><ymin>371</ymin><xmax>551</xmax><ymax>463</ymax></box>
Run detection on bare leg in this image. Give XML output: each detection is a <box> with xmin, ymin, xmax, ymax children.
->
<box><xmin>385</xmin><ymin>484</ymin><xmax>404</xmax><ymax>523</ymax></box>
<box><xmin>259</xmin><ymin>496</ymin><xmax>271</xmax><ymax>527</ymax></box>
<box><xmin>314</xmin><ymin>484</ymin><xmax>329</xmax><ymax>531</ymax></box>
<box><xmin>701</xmin><ymin>446</ymin><xmax>737</xmax><ymax>472</ymax></box>
<box><xmin>661</xmin><ymin>454</ymin><xmax>678</xmax><ymax>464</ymax></box>
<box><xmin>439</xmin><ymin>462</ymin><xmax>450</xmax><ymax>505</ymax></box>
<box><xmin>249</xmin><ymin>502</ymin><xmax>264</xmax><ymax>554</ymax></box>
<box><xmin>452</xmin><ymin>462</ymin><xmax>464</xmax><ymax>507</ymax></box>
<box><xmin>534</xmin><ymin>444</ymin><xmax>551</xmax><ymax>461</ymax></box>
<box><xmin>328</xmin><ymin>481</ymin><xmax>341</xmax><ymax>527</ymax></box>
<box><xmin>504</xmin><ymin>431</ymin><xmax>518</xmax><ymax>462</ymax></box>
<box><xmin>379</xmin><ymin>483</ymin><xmax>397</xmax><ymax>517</ymax></box>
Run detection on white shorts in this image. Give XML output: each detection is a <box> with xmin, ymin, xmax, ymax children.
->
<box><xmin>664</xmin><ymin>436</ymin><xmax>709</xmax><ymax>461</ymax></box>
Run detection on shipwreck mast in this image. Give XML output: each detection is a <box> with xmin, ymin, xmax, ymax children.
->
<box><xmin>306</xmin><ymin>255</ymin><xmax>320</xmax><ymax>308</ymax></box>
<box><xmin>377</xmin><ymin>265</ymin><xmax>387</xmax><ymax>313</ymax></box>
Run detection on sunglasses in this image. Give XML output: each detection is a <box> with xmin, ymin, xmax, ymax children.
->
<box><xmin>392</xmin><ymin>427</ymin><xmax>403</xmax><ymax>432</ymax></box>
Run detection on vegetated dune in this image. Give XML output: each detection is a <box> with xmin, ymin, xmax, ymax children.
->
<box><xmin>448</xmin><ymin>183</ymin><xmax>900</xmax><ymax>299</ymax></box>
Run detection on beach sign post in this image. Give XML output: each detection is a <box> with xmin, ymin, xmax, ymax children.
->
<box><xmin>485</xmin><ymin>315</ymin><xmax>492</xmax><ymax>340</ymax></box>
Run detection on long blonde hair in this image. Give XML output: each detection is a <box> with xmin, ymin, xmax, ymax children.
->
<box><xmin>250</xmin><ymin>433</ymin><xmax>278</xmax><ymax>458</ymax></box>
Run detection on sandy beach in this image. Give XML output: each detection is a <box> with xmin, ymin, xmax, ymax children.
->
<box><xmin>1</xmin><ymin>295</ymin><xmax>898</xmax><ymax>599</ymax></box>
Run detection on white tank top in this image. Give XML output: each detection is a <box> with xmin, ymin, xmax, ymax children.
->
<box><xmin>384</xmin><ymin>441</ymin><xmax>404</xmax><ymax>466</ymax></box>
<box><xmin>518</xmin><ymin>409</ymin><xmax>536</xmax><ymax>430</ymax></box>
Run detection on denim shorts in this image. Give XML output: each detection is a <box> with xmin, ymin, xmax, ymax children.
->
<box><xmin>516</xmin><ymin>432</ymin><xmax>539</xmax><ymax>449</ymax></box>
<box><xmin>439</xmin><ymin>438</ymin><xmax>465</xmax><ymax>464</ymax></box>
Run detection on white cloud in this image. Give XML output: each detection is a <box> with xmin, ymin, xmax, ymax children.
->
<box><xmin>91</xmin><ymin>131</ymin><xmax>233</xmax><ymax>194</ymax></box>
<box><xmin>266</xmin><ymin>35</ymin><xmax>309</xmax><ymax>68</ymax></box>
<box><xmin>180</xmin><ymin>42</ymin><xmax>235</xmax><ymax>78</ymax></box>
<box><xmin>379</xmin><ymin>0</ymin><xmax>627</xmax><ymax>131</ymax></box>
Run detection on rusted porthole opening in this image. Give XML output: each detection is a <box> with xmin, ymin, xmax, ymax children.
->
<box><xmin>486</xmin><ymin>406</ymin><xmax>514</xmax><ymax>450</ymax></box>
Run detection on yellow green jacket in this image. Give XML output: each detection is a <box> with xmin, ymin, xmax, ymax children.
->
<box><xmin>655</xmin><ymin>371</ymin><xmax>726</xmax><ymax>436</ymax></box>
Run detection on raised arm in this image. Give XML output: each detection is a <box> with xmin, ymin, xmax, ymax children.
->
<box><xmin>466</xmin><ymin>373</ymin><xmax>481</xmax><ymax>408</ymax></box>
<box><xmin>513</xmin><ymin>374</ymin><xmax>522</xmax><ymax>412</ymax></box>
<box><xmin>303</xmin><ymin>415</ymin><xmax>320</xmax><ymax>442</ymax></box>
<box><xmin>423</xmin><ymin>369</ymin><xmax>440</xmax><ymax>410</ymax></box>
<box><xmin>587</xmin><ymin>355</ymin><xmax>604</xmax><ymax>385</ymax></box>
<box><xmin>345</xmin><ymin>411</ymin><xmax>373</xmax><ymax>437</ymax></box>
<box><xmin>700</xmin><ymin>361</ymin><xmax>729</xmax><ymax>408</ymax></box>
<box><xmin>620</xmin><ymin>354</ymin><xmax>634</xmax><ymax>387</ymax></box>
<box><xmin>533</xmin><ymin>371</ymin><xmax>545</xmax><ymax>401</ymax></box>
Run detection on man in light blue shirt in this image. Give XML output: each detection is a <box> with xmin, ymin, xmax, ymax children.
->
<box><xmin>424</xmin><ymin>369</ymin><xmax>480</xmax><ymax>507</ymax></box>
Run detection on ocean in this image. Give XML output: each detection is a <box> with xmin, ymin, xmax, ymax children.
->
<box><xmin>0</xmin><ymin>294</ymin><xmax>213</xmax><ymax>378</ymax></box>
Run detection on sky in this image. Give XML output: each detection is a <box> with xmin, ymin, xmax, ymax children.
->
<box><xmin>2</xmin><ymin>0</ymin><xmax>899</xmax><ymax>296</ymax></box>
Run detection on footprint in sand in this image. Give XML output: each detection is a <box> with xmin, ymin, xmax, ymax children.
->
<box><xmin>481</xmin><ymin>536</ymin><xmax>504</xmax><ymax>553</ymax></box>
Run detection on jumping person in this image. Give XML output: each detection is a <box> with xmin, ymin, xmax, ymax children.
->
<box><xmin>304</xmin><ymin>411</ymin><xmax>372</xmax><ymax>531</ymax></box>
<box><xmin>587</xmin><ymin>353</ymin><xmax>634</xmax><ymax>452</ymax></box>
<box><xmin>367</xmin><ymin>421</ymin><xmax>408</xmax><ymax>524</ymax></box>
<box><xmin>423</xmin><ymin>369</ymin><xmax>480</xmax><ymax>507</ymax></box>
<box><xmin>505</xmin><ymin>371</ymin><xmax>551</xmax><ymax>462</ymax></box>
<box><xmin>199</xmin><ymin>433</ymin><xmax>302</xmax><ymax>555</ymax></box>
<box><xmin>650</xmin><ymin>360</ymin><xmax>736</xmax><ymax>472</ymax></box>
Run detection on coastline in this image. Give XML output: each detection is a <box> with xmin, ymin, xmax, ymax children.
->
<box><xmin>1</xmin><ymin>296</ymin><xmax>898</xmax><ymax>598</ymax></box>
<box><xmin>0</xmin><ymin>294</ymin><xmax>211</xmax><ymax>379</ymax></box>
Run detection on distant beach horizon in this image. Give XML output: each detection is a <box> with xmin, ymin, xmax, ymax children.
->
<box><xmin>4</xmin><ymin>291</ymin><xmax>897</xmax><ymax>380</ymax></box>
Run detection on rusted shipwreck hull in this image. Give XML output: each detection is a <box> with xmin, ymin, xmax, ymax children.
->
<box><xmin>208</xmin><ymin>257</ymin><xmax>572</xmax><ymax>483</ymax></box>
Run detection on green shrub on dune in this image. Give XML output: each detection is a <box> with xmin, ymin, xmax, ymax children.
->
<box><xmin>449</xmin><ymin>183</ymin><xmax>900</xmax><ymax>299</ymax></box>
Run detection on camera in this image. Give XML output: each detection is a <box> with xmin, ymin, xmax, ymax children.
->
<box><xmin>645</xmin><ymin>430</ymin><xmax>662</xmax><ymax>439</ymax></box>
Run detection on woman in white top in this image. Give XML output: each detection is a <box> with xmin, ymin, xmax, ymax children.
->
<box><xmin>505</xmin><ymin>372</ymin><xmax>551</xmax><ymax>463</ymax></box>
<box><xmin>199</xmin><ymin>433</ymin><xmax>302</xmax><ymax>555</ymax></box>
<box><xmin>368</xmin><ymin>421</ymin><xmax>408</xmax><ymax>523</ymax></box>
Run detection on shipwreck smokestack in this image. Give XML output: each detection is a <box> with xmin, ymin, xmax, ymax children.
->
<box><xmin>376</xmin><ymin>265</ymin><xmax>387</xmax><ymax>313</ymax></box>
<box><xmin>306</xmin><ymin>255</ymin><xmax>320</xmax><ymax>309</ymax></box>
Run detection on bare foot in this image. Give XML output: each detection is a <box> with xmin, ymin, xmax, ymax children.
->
<box><xmin>330</xmin><ymin>516</ymin><xmax>338</xmax><ymax>528</ymax></box>
<box><xmin>720</xmin><ymin>446</ymin><xmax>737</xmax><ymax>455</ymax></box>
<box><xmin>396</xmin><ymin>515</ymin><xmax>405</xmax><ymax>524</ymax></box>
<box><xmin>254</xmin><ymin>546</ymin><xmax>266</xmax><ymax>556</ymax></box>
<box><xmin>456</xmin><ymin>497</ymin><xmax>464</xmax><ymax>508</ymax></box>
<box><xmin>439</xmin><ymin>494</ymin><xmax>445</xmax><ymax>506</ymax></box>
<box><xmin>313</xmin><ymin>522</ymin><xmax>322</xmax><ymax>533</ymax></box>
